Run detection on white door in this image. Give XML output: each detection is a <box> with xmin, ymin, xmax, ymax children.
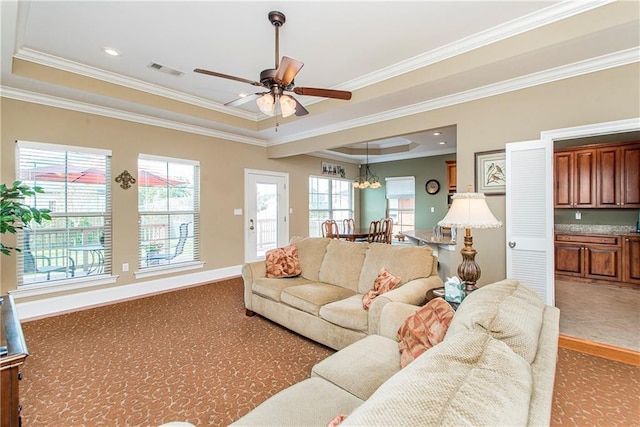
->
<box><xmin>506</xmin><ymin>139</ymin><xmax>554</xmax><ymax>305</ymax></box>
<box><xmin>244</xmin><ymin>169</ymin><xmax>289</xmax><ymax>262</ymax></box>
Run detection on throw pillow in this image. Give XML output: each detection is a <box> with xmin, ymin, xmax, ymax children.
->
<box><xmin>397</xmin><ymin>297</ymin><xmax>455</xmax><ymax>368</ymax></box>
<box><xmin>265</xmin><ymin>244</ymin><xmax>302</xmax><ymax>278</ymax></box>
<box><xmin>327</xmin><ymin>414</ymin><xmax>347</xmax><ymax>427</ymax></box>
<box><xmin>362</xmin><ymin>267</ymin><xmax>401</xmax><ymax>310</ymax></box>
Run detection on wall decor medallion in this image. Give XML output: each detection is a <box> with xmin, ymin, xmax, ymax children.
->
<box><xmin>115</xmin><ymin>170</ymin><xmax>136</xmax><ymax>190</ymax></box>
<box><xmin>425</xmin><ymin>179</ymin><xmax>440</xmax><ymax>194</ymax></box>
<box><xmin>474</xmin><ymin>149</ymin><xmax>506</xmax><ymax>195</ymax></box>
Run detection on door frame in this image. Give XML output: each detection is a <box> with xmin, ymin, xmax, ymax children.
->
<box><xmin>244</xmin><ymin>169</ymin><xmax>289</xmax><ymax>263</ymax></box>
<box><xmin>538</xmin><ymin>117</ymin><xmax>640</xmax><ymax>304</ymax></box>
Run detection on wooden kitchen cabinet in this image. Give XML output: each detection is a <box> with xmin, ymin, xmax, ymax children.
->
<box><xmin>554</xmin><ymin>149</ymin><xmax>596</xmax><ymax>208</ymax></box>
<box><xmin>446</xmin><ymin>161</ymin><xmax>456</xmax><ymax>192</ymax></box>
<box><xmin>555</xmin><ymin>141</ymin><xmax>640</xmax><ymax>209</ymax></box>
<box><xmin>596</xmin><ymin>143</ymin><xmax>640</xmax><ymax>208</ymax></box>
<box><xmin>623</xmin><ymin>235</ymin><xmax>640</xmax><ymax>285</ymax></box>
<box><xmin>555</xmin><ymin>233</ymin><xmax>622</xmax><ymax>282</ymax></box>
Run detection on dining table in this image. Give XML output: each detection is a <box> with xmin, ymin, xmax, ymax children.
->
<box><xmin>337</xmin><ymin>227</ymin><xmax>382</xmax><ymax>242</ymax></box>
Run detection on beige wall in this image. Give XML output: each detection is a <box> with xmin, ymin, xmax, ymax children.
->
<box><xmin>2</xmin><ymin>62</ymin><xmax>639</xmax><ymax>297</ymax></box>
<box><xmin>0</xmin><ymin>99</ymin><xmax>359</xmax><ymax>295</ymax></box>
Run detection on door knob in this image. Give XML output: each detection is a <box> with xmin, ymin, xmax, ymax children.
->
<box><xmin>508</xmin><ymin>241</ymin><xmax>516</xmax><ymax>248</ymax></box>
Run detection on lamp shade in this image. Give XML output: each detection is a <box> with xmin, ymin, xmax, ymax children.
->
<box><xmin>438</xmin><ymin>192</ymin><xmax>502</xmax><ymax>229</ymax></box>
<box><xmin>256</xmin><ymin>93</ymin><xmax>275</xmax><ymax>116</ymax></box>
<box><xmin>279</xmin><ymin>95</ymin><xmax>296</xmax><ymax>118</ymax></box>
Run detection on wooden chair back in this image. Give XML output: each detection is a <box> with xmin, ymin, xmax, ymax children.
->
<box><xmin>321</xmin><ymin>220</ymin><xmax>341</xmax><ymax>239</ymax></box>
<box><xmin>367</xmin><ymin>220</ymin><xmax>382</xmax><ymax>243</ymax></box>
<box><xmin>380</xmin><ymin>218</ymin><xmax>393</xmax><ymax>244</ymax></box>
<box><xmin>343</xmin><ymin>218</ymin><xmax>355</xmax><ymax>234</ymax></box>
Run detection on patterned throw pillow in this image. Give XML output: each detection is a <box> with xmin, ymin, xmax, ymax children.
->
<box><xmin>362</xmin><ymin>267</ymin><xmax>401</xmax><ymax>310</ymax></box>
<box><xmin>327</xmin><ymin>414</ymin><xmax>347</xmax><ymax>427</ymax></box>
<box><xmin>265</xmin><ymin>244</ymin><xmax>302</xmax><ymax>278</ymax></box>
<box><xmin>397</xmin><ymin>297</ymin><xmax>455</xmax><ymax>368</ymax></box>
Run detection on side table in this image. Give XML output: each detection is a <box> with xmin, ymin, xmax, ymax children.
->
<box><xmin>426</xmin><ymin>285</ymin><xmax>477</xmax><ymax>310</ymax></box>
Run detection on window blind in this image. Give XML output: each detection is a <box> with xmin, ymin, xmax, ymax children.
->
<box><xmin>386</xmin><ymin>177</ymin><xmax>415</xmax><ymax>199</ymax></box>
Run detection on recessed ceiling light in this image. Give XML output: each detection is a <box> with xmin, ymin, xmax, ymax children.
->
<box><xmin>239</xmin><ymin>93</ymin><xmax>248</xmax><ymax>98</ymax></box>
<box><xmin>102</xmin><ymin>47</ymin><xmax>121</xmax><ymax>56</ymax></box>
<box><xmin>438</xmin><ymin>141</ymin><xmax>447</xmax><ymax>145</ymax></box>
<box><xmin>433</xmin><ymin>131</ymin><xmax>442</xmax><ymax>136</ymax></box>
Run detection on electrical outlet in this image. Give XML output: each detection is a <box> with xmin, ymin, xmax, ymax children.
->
<box><xmin>575</xmin><ymin>211</ymin><xmax>581</xmax><ymax>220</ymax></box>
<box><xmin>122</xmin><ymin>263</ymin><xmax>129</xmax><ymax>272</ymax></box>
<box><xmin>431</xmin><ymin>207</ymin><xmax>435</xmax><ymax>213</ymax></box>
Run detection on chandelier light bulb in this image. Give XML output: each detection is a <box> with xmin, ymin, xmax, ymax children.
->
<box><xmin>256</xmin><ymin>93</ymin><xmax>275</xmax><ymax>116</ymax></box>
<box><xmin>279</xmin><ymin>95</ymin><xmax>296</xmax><ymax>118</ymax></box>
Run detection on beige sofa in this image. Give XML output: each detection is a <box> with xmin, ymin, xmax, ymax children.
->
<box><xmin>241</xmin><ymin>237</ymin><xmax>443</xmax><ymax>350</ymax></box>
<box><xmin>232</xmin><ymin>279</ymin><xmax>560</xmax><ymax>426</ymax></box>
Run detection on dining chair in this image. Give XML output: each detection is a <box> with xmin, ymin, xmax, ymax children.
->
<box><xmin>321</xmin><ymin>220</ymin><xmax>341</xmax><ymax>239</ymax></box>
<box><xmin>147</xmin><ymin>222</ymin><xmax>190</xmax><ymax>265</ymax></box>
<box><xmin>380</xmin><ymin>218</ymin><xmax>393</xmax><ymax>244</ymax></box>
<box><xmin>367</xmin><ymin>220</ymin><xmax>382</xmax><ymax>243</ymax></box>
<box><xmin>343</xmin><ymin>218</ymin><xmax>355</xmax><ymax>234</ymax></box>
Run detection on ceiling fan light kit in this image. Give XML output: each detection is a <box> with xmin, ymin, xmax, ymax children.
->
<box><xmin>194</xmin><ymin>10</ymin><xmax>352</xmax><ymax>122</ymax></box>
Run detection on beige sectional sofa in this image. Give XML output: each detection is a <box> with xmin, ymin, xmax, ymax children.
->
<box><xmin>233</xmin><ymin>279</ymin><xmax>560</xmax><ymax>426</ymax></box>
<box><xmin>241</xmin><ymin>237</ymin><xmax>443</xmax><ymax>350</ymax></box>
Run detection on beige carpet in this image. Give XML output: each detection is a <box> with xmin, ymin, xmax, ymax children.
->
<box><xmin>19</xmin><ymin>278</ymin><xmax>640</xmax><ymax>426</ymax></box>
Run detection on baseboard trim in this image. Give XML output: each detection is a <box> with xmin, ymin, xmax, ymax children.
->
<box><xmin>15</xmin><ymin>265</ymin><xmax>242</xmax><ymax>321</ymax></box>
<box><xmin>559</xmin><ymin>334</ymin><xmax>640</xmax><ymax>366</ymax></box>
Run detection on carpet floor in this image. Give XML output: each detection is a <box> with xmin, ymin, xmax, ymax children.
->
<box><xmin>19</xmin><ymin>278</ymin><xmax>640</xmax><ymax>426</ymax></box>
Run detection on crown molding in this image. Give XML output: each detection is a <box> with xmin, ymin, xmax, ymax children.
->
<box><xmin>0</xmin><ymin>86</ymin><xmax>267</xmax><ymax>147</ymax></box>
<box><xmin>13</xmin><ymin>47</ymin><xmax>259</xmax><ymax>122</ymax></box>
<box><xmin>270</xmin><ymin>48</ymin><xmax>640</xmax><ymax>146</ymax></box>
<box><xmin>339</xmin><ymin>0</ymin><xmax>615</xmax><ymax>90</ymax></box>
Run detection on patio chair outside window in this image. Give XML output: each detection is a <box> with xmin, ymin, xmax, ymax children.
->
<box><xmin>146</xmin><ymin>223</ymin><xmax>189</xmax><ymax>266</ymax></box>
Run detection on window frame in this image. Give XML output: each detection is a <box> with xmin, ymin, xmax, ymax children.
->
<box><xmin>135</xmin><ymin>154</ymin><xmax>202</xmax><ymax>278</ymax></box>
<box><xmin>309</xmin><ymin>175</ymin><xmax>354</xmax><ymax>237</ymax></box>
<box><xmin>385</xmin><ymin>176</ymin><xmax>416</xmax><ymax>233</ymax></box>
<box><xmin>14</xmin><ymin>140</ymin><xmax>115</xmax><ymax>292</ymax></box>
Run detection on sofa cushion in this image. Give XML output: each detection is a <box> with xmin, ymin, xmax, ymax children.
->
<box><xmin>319</xmin><ymin>240</ymin><xmax>369</xmax><ymax>291</ymax></box>
<box><xmin>289</xmin><ymin>236</ymin><xmax>331</xmax><ymax>281</ymax></box>
<box><xmin>319</xmin><ymin>294</ymin><xmax>369</xmax><ymax>332</ymax></box>
<box><xmin>357</xmin><ymin>243</ymin><xmax>434</xmax><ymax>294</ymax></box>
<box><xmin>312</xmin><ymin>334</ymin><xmax>401</xmax><ymax>401</ymax></box>
<box><xmin>340</xmin><ymin>330</ymin><xmax>533</xmax><ymax>427</ymax></box>
<box><xmin>265</xmin><ymin>245</ymin><xmax>301</xmax><ymax>278</ymax></box>
<box><xmin>362</xmin><ymin>267</ymin><xmax>401</xmax><ymax>310</ymax></box>
<box><xmin>397</xmin><ymin>297</ymin><xmax>455</xmax><ymax>368</ymax></box>
<box><xmin>446</xmin><ymin>279</ymin><xmax>545</xmax><ymax>364</ymax></box>
<box><xmin>252</xmin><ymin>276</ymin><xmax>312</xmax><ymax>302</ymax></box>
<box><xmin>281</xmin><ymin>283</ymin><xmax>356</xmax><ymax>316</ymax></box>
<box><xmin>230</xmin><ymin>377</ymin><xmax>364</xmax><ymax>426</ymax></box>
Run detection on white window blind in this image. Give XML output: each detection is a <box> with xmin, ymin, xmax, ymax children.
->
<box><xmin>386</xmin><ymin>177</ymin><xmax>415</xmax><ymax>198</ymax></box>
<box><xmin>16</xmin><ymin>141</ymin><xmax>112</xmax><ymax>286</ymax></box>
<box><xmin>138</xmin><ymin>154</ymin><xmax>200</xmax><ymax>270</ymax></box>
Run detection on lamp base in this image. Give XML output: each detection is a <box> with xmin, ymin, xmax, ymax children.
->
<box><xmin>457</xmin><ymin>228</ymin><xmax>481</xmax><ymax>288</ymax></box>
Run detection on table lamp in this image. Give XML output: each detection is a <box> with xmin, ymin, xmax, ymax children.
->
<box><xmin>438</xmin><ymin>190</ymin><xmax>502</xmax><ymax>290</ymax></box>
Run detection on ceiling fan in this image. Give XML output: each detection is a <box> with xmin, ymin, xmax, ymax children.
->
<box><xmin>194</xmin><ymin>11</ymin><xmax>352</xmax><ymax>118</ymax></box>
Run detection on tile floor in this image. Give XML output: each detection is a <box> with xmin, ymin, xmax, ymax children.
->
<box><xmin>555</xmin><ymin>279</ymin><xmax>640</xmax><ymax>351</ymax></box>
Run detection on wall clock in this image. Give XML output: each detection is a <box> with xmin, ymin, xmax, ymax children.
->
<box><xmin>425</xmin><ymin>179</ymin><xmax>440</xmax><ymax>195</ymax></box>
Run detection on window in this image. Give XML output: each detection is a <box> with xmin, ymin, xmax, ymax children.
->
<box><xmin>16</xmin><ymin>141</ymin><xmax>112</xmax><ymax>286</ymax></box>
<box><xmin>309</xmin><ymin>176</ymin><xmax>354</xmax><ymax>237</ymax></box>
<box><xmin>386</xmin><ymin>177</ymin><xmax>415</xmax><ymax>233</ymax></box>
<box><xmin>138</xmin><ymin>155</ymin><xmax>199</xmax><ymax>270</ymax></box>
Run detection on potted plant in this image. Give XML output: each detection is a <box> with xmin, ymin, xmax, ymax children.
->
<box><xmin>1</xmin><ymin>181</ymin><xmax>51</xmax><ymax>256</ymax></box>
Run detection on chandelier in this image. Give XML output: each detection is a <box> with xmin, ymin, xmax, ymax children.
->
<box><xmin>353</xmin><ymin>143</ymin><xmax>381</xmax><ymax>189</ymax></box>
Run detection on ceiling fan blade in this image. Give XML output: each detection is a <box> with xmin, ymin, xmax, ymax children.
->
<box><xmin>293</xmin><ymin>87</ymin><xmax>352</xmax><ymax>100</ymax></box>
<box><xmin>274</xmin><ymin>56</ymin><xmax>304</xmax><ymax>86</ymax></box>
<box><xmin>292</xmin><ymin>96</ymin><xmax>309</xmax><ymax>117</ymax></box>
<box><xmin>194</xmin><ymin>68</ymin><xmax>263</xmax><ymax>87</ymax></box>
<box><xmin>224</xmin><ymin>92</ymin><xmax>266</xmax><ymax>107</ymax></box>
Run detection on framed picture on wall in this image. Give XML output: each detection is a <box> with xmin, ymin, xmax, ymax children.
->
<box><xmin>474</xmin><ymin>149</ymin><xmax>506</xmax><ymax>195</ymax></box>
<box><xmin>322</xmin><ymin>162</ymin><xmax>345</xmax><ymax>178</ymax></box>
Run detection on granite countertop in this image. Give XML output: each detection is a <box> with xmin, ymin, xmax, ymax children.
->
<box><xmin>400</xmin><ymin>229</ymin><xmax>457</xmax><ymax>245</ymax></box>
<box><xmin>555</xmin><ymin>224</ymin><xmax>639</xmax><ymax>236</ymax></box>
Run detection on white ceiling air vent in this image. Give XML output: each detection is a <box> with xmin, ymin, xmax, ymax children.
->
<box><xmin>148</xmin><ymin>62</ymin><xmax>184</xmax><ymax>77</ymax></box>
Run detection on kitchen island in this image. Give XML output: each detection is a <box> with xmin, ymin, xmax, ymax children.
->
<box><xmin>400</xmin><ymin>229</ymin><xmax>457</xmax><ymax>281</ymax></box>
